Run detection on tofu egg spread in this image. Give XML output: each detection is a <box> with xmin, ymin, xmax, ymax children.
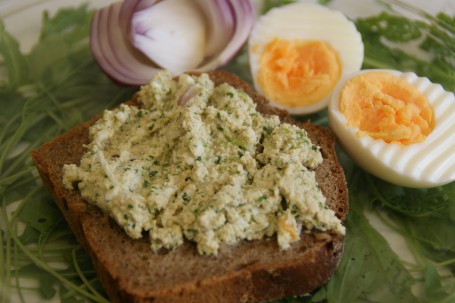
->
<box><xmin>63</xmin><ymin>72</ymin><xmax>344</xmax><ymax>255</ymax></box>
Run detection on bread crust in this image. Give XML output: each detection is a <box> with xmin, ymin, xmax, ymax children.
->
<box><xmin>32</xmin><ymin>70</ymin><xmax>348</xmax><ymax>303</ymax></box>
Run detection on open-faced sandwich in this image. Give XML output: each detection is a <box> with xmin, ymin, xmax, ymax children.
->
<box><xmin>32</xmin><ymin>70</ymin><xmax>348</xmax><ymax>303</ymax></box>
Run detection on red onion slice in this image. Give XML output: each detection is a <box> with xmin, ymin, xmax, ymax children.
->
<box><xmin>91</xmin><ymin>2</ymin><xmax>162</xmax><ymax>85</ymax></box>
<box><xmin>119</xmin><ymin>0</ymin><xmax>158</xmax><ymax>22</ymax></box>
<box><xmin>196</xmin><ymin>0</ymin><xmax>255</xmax><ymax>71</ymax></box>
<box><xmin>195</xmin><ymin>0</ymin><xmax>235</xmax><ymax>58</ymax></box>
<box><xmin>90</xmin><ymin>0</ymin><xmax>255</xmax><ymax>86</ymax></box>
<box><xmin>177</xmin><ymin>84</ymin><xmax>199</xmax><ymax>106</ymax></box>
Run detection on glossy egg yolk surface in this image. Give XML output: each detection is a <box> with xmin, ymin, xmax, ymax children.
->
<box><xmin>257</xmin><ymin>39</ymin><xmax>341</xmax><ymax>107</ymax></box>
<box><xmin>341</xmin><ymin>72</ymin><xmax>434</xmax><ymax>144</ymax></box>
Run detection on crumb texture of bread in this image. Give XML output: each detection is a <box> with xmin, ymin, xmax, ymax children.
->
<box><xmin>32</xmin><ymin>70</ymin><xmax>348</xmax><ymax>303</ymax></box>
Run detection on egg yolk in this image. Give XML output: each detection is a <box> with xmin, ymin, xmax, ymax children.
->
<box><xmin>257</xmin><ymin>39</ymin><xmax>342</xmax><ymax>107</ymax></box>
<box><xmin>340</xmin><ymin>72</ymin><xmax>434</xmax><ymax>145</ymax></box>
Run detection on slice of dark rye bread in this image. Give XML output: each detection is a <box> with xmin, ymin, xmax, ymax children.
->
<box><xmin>31</xmin><ymin>70</ymin><xmax>349</xmax><ymax>303</ymax></box>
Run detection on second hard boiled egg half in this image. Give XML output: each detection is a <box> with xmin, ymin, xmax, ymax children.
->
<box><xmin>329</xmin><ymin>69</ymin><xmax>455</xmax><ymax>188</ymax></box>
<box><xmin>248</xmin><ymin>2</ymin><xmax>364</xmax><ymax>115</ymax></box>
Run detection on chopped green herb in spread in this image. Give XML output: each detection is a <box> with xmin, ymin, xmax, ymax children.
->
<box><xmin>63</xmin><ymin>72</ymin><xmax>344</xmax><ymax>255</ymax></box>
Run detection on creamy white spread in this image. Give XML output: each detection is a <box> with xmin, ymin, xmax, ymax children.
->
<box><xmin>63</xmin><ymin>72</ymin><xmax>345</xmax><ymax>255</ymax></box>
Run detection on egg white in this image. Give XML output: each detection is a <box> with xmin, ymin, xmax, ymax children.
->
<box><xmin>248</xmin><ymin>2</ymin><xmax>364</xmax><ymax>115</ymax></box>
<box><xmin>328</xmin><ymin>69</ymin><xmax>455</xmax><ymax>188</ymax></box>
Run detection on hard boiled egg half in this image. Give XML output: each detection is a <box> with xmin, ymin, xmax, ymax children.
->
<box><xmin>248</xmin><ymin>2</ymin><xmax>364</xmax><ymax>115</ymax></box>
<box><xmin>329</xmin><ymin>69</ymin><xmax>455</xmax><ymax>188</ymax></box>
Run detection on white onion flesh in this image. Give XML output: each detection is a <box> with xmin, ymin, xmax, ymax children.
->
<box><xmin>90</xmin><ymin>0</ymin><xmax>255</xmax><ymax>86</ymax></box>
<box><xmin>130</xmin><ymin>0</ymin><xmax>207</xmax><ymax>74</ymax></box>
